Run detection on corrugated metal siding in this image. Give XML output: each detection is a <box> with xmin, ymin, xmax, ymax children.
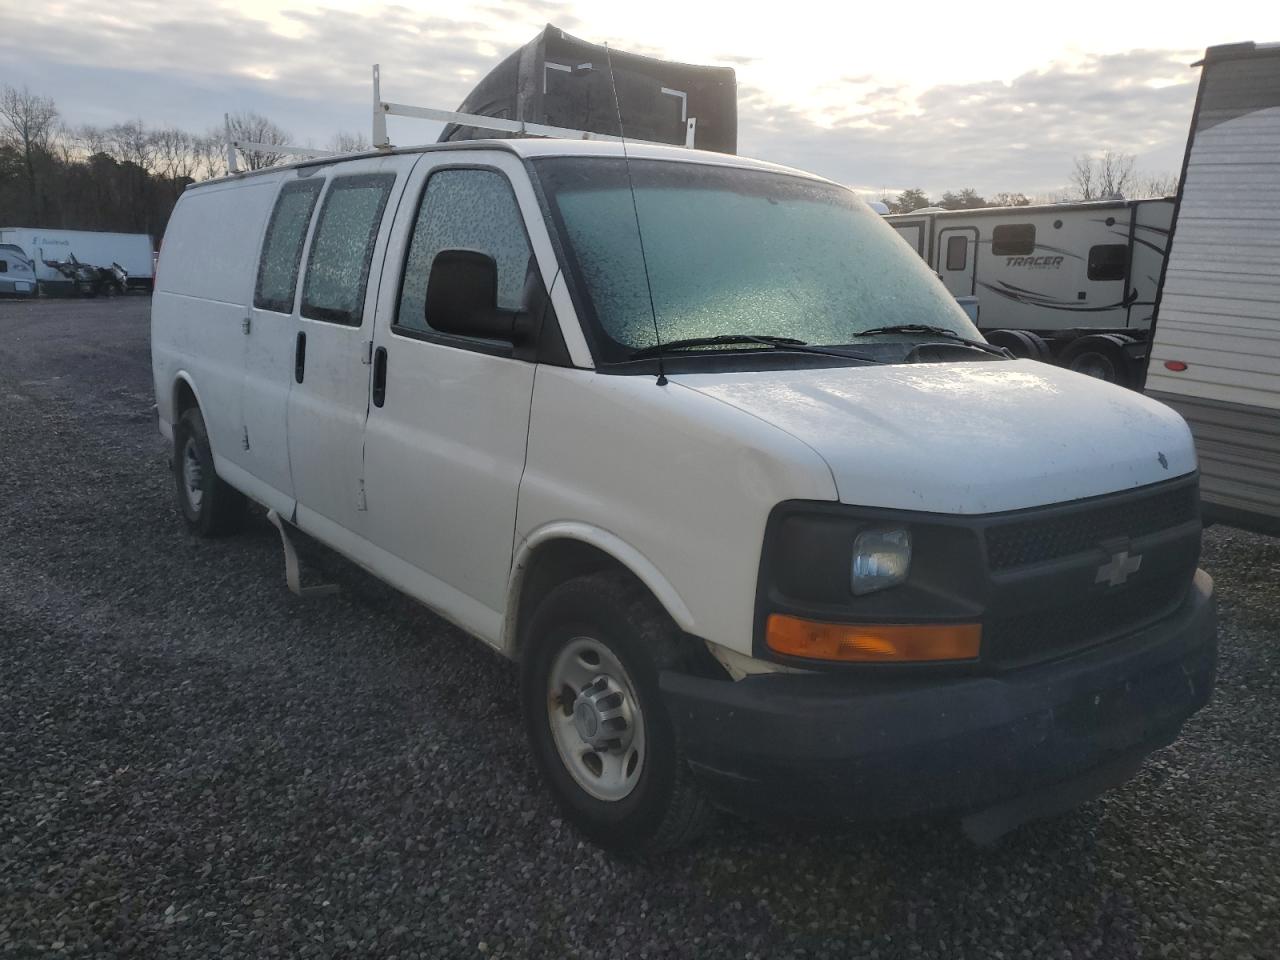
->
<box><xmin>1147</xmin><ymin>54</ymin><xmax>1280</xmax><ymax>412</ymax></box>
<box><xmin>1147</xmin><ymin>50</ymin><xmax>1280</xmax><ymax>530</ymax></box>
<box><xmin>1150</xmin><ymin>391</ymin><xmax>1280</xmax><ymax>525</ymax></box>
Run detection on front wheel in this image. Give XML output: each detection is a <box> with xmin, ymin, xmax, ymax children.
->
<box><xmin>520</xmin><ymin>572</ymin><xmax>713</xmax><ymax>854</ymax></box>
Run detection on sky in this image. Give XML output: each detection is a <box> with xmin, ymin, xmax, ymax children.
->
<box><xmin>1</xmin><ymin>0</ymin><xmax>1276</xmax><ymax>198</ymax></box>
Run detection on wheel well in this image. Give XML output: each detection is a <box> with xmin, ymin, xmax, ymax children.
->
<box><xmin>174</xmin><ymin>378</ymin><xmax>198</xmax><ymax>419</ymax></box>
<box><xmin>514</xmin><ymin>540</ymin><xmax>624</xmax><ymax>656</ymax></box>
<box><xmin>511</xmin><ymin>538</ymin><xmax>727</xmax><ymax>679</ymax></box>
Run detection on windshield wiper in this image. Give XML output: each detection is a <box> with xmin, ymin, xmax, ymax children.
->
<box><xmin>629</xmin><ymin>334</ymin><xmax>805</xmax><ymax>359</ymax></box>
<box><xmin>854</xmin><ymin>324</ymin><xmax>1011</xmax><ymax>358</ymax></box>
<box><xmin>630</xmin><ymin>334</ymin><xmax>878</xmax><ymax>364</ymax></box>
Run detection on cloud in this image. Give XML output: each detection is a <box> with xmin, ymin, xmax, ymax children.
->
<box><xmin>0</xmin><ymin>2</ymin><xmax>1199</xmax><ymax>196</ymax></box>
<box><xmin>738</xmin><ymin>48</ymin><xmax>1199</xmax><ymax>196</ymax></box>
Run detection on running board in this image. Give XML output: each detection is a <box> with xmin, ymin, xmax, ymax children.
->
<box><xmin>266</xmin><ymin>509</ymin><xmax>340</xmax><ymax>598</ymax></box>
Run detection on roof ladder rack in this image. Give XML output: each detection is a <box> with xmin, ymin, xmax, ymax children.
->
<box><xmin>370</xmin><ymin>64</ymin><xmax>697</xmax><ymax>151</ymax></box>
<box><xmin>224</xmin><ymin>114</ymin><xmax>337</xmax><ymax>174</ymax></box>
<box><xmin>223</xmin><ymin>64</ymin><xmax>698</xmax><ymax>175</ymax></box>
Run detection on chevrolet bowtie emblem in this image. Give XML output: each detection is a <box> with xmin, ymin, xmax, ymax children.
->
<box><xmin>1096</xmin><ymin>550</ymin><xmax>1142</xmax><ymax>587</ymax></box>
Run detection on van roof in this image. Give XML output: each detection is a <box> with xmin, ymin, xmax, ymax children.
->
<box><xmin>191</xmin><ymin>137</ymin><xmax>834</xmax><ymax>191</ymax></box>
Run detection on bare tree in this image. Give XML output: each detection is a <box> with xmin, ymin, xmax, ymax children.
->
<box><xmin>226</xmin><ymin>112</ymin><xmax>291</xmax><ymax>171</ymax></box>
<box><xmin>105</xmin><ymin>120</ymin><xmax>158</xmax><ymax>173</ymax></box>
<box><xmin>77</xmin><ymin>124</ymin><xmax>111</xmax><ymax>158</ymax></box>
<box><xmin>1133</xmin><ymin>171</ymin><xmax>1179</xmax><ymax>199</ymax></box>
<box><xmin>152</xmin><ymin>127</ymin><xmax>202</xmax><ymax>182</ymax></box>
<box><xmin>989</xmin><ymin>191</ymin><xmax>1031</xmax><ymax>208</ymax></box>
<box><xmin>1070</xmin><ymin>150</ymin><xmax>1136</xmax><ymax>200</ymax></box>
<box><xmin>328</xmin><ymin>130</ymin><xmax>369</xmax><ymax>154</ymax></box>
<box><xmin>192</xmin><ymin>134</ymin><xmax>225</xmax><ymax>182</ymax></box>
<box><xmin>939</xmin><ymin>188</ymin><xmax>987</xmax><ymax>210</ymax></box>
<box><xmin>0</xmin><ymin>85</ymin><xmax>60</xmax><ymax>219</ymax></box>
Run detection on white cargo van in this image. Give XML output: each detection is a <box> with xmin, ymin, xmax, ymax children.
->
<box><xmin>152</xmin><ymin>139</ymin><xmax>1216</xmax><ymax>851</ymax></box>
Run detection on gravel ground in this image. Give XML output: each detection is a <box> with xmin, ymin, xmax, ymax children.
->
<box><xmin>1</xmin><ymin>297</ymin><xmax>1278</xmax><ymax>959</ymax></box>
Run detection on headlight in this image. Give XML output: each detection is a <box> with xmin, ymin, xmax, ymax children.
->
<box><xmin>851</xmin><ymin>526</ymin><xmax>911</xmax><ymax>595</ymax></box>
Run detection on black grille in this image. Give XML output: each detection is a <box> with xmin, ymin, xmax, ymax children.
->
<box><xmin>984</xmin><ymin>484</ymin><xmax>1198</xmax><ymax>571</ymax></box>
<box><xmin>985</xmin><ymin>576</ymin><xmax>1188</xmax><ymax>668</ymax></box>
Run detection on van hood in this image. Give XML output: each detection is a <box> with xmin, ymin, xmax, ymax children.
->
<box><xmin>672</xmin><ymin>360</ymin><xmax>1197</xmax><ymax>514</ymax></box>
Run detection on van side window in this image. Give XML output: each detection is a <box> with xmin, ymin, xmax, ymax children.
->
<box><xmin>1088</xmin><ymin>243</ymin><xmax>1129</xmax><ymax>281</ymax></box>
<box><xmin>254</xmin><ymin>179</ymin><xmax>323</xmax><ymax>313</ymax></box>
<box><xmin>301</xmin><ymin>174</ymin><xmax>395</xmax><ymax>326</ymax></box>
<box><xmin>945</xmin><ymin>235</ymin><xmax>967</xmax><ymax>271</ymax></box>
<box><xmin>991</xmin><ymin>223</ymin><xmax>1035</xmax><ymax>256</ymax></box>
<box><xmin>396</xmin><ymin>169</ymin><xmax>533</xmax><ymax>336</ymax></box>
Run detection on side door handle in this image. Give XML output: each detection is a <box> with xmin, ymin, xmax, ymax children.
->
<box><xmin>371</xmin><ymin>346</ymin><xmax>388</xmax><ymax>408</ymax></box>
<box><xmin>294</xmin><ymin>331</ymin><xmax>306</xmax><ymax>384</ymax></box>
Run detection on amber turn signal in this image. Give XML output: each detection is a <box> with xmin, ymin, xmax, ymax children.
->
<box><xmin>766</xmin><ymin>614</ymin><xmax>981</xmax><ymax>663</ymax></box>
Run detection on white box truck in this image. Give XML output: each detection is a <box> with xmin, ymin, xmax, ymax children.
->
<box><xmin>0</xmin><ymin>227</ymin><xmax>155</xmax><ymax>294</ymax></box>
<box><xmin>1145</xmin><ymin>40</ymin><xmax>1280</xmax><ymax>536</ymax></box>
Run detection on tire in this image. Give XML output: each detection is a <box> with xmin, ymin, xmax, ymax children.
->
<box><xmin>984</xmin><ymin>328</ymin><xmax>1052</xmax><ymax>362</ymax></box>
<box><xmin>1059</xmin><ymin>334</ymin><xmax>1135</xmax><ymax>388</ymax></box>
<box><xmin>520</xmin><ymin>571</ymin><xmax>714</xmax><ymax>854</ymax></box>
<box><xmin>172</xmin><ymin>407</ymin><xmax>247</xmax><ymax>537</ymax></box>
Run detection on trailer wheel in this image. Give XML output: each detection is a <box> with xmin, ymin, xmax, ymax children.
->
<box><xmin>984</xmin><ymin>329</ymin><xmax>1052</xmax><ymax>362</ymax></box>
<box><xmin>1060</xmin><ymin>334</ymin><xmax>1135</xmax><ymax>388</ymax></box>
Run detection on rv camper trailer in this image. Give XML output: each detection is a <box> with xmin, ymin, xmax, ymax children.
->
<box><xmin>1145</xmin><ymin>41</ymin><xmax>1280</xmax><ymax>536</ymax></box>
<box><xmin>886</xmin><ymin>198</ymin><xmax>1174</xmax><ymax>386</ymax></box>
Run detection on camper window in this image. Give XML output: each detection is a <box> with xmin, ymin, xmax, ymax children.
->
<box><xmin>991</xmin><ymin>224</ymin><xmax>1035</xmax><ymax>256</ymax></box>
<box><xmin>945</xmin><ymin>235</ymin><xmax>968</xmax><ymax>271</ymax></box>
<box><xmin>0</xmin><ymin>260</ymin><xmax>7</xmax><ymax>273</ymax></box>
<box><xmin>1088</xmin><ymin>243</ymin><xmax>1128</xmax><ymax>281</ymax></box>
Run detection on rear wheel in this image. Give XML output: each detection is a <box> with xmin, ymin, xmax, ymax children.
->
<box><xmin>984</xmin><ymin>328</ymin><xmax>1052</xmax><ymax>362</ymax></box>
<box><xmin>173</xmin><ymin>407</ymin><xmax>246</xmax><ymax>537</ymax></box>
<box><xmin>1060</xmin><ymin>334</ymin><xmax>1135</xmax><ymax>387</ymax></box>
<box><xmin>520</xmin><ymin>571</ymin><xmax>714</xmax><ymax>854</ymax></box>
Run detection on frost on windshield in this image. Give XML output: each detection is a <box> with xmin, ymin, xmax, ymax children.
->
<box><xmin>542</xmin><ymin>159</ymin><xmax>974</xmax><ymax>359</ymax></box>
<box><xmin>301</xmin><ymin>174</ymin><xmax>394</xmax><ymax>326</ymax></box>
<box><xmin>398</xmin><ymin>169</ymin><xmax>533</xmax><ymax>333</ymax></box>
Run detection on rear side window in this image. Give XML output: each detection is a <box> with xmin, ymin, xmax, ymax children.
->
<box><xmin>254</xmin><ymin>179</ymin><xmax>323</xmax><ymax>313</ymax></box>
<box><xmin>1088</xmin><ymin>243</ymin><xmax>1128</xmax><ymax>281</ymax></box>
<box><xmin>945</xmin><ymin>234</ymin><xmax>968</xmax><ymax>271</ymax></box>
<box><xmin>991</xmin><ymin>223</ymin><xmax>1035</xmax><ymax>256</ymax></box>
<box><xmin>301</xmin><ymin>174</ymin><xmax>395</xmax><ymax>326</ymax></box>
<box><xmin>396</xmin><ymin>168</ymin><xmax>533</xmax><ymax>335</ymax></box>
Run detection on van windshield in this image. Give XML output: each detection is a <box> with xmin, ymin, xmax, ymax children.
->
<box><xmin>533</xmin><ymin>157</ymin><xmax>981</xmax><ymax>365</ymax></box>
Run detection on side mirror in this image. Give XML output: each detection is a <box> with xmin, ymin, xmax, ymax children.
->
<box><xmin>425</xmin><ymin>249</ymin><xmax>519</xmax><ymax>341</ymax></box>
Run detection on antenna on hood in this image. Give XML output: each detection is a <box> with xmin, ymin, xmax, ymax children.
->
<box><xmin>604</xmin><ymin>43</ymin><xmax>666</xmax><ymax>386</ymax></box>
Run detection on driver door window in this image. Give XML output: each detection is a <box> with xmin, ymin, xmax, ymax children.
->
<box><xmin>395</xmin><ymin>168</ymin><xmax>533</xmax><ymax>338</ymax></box>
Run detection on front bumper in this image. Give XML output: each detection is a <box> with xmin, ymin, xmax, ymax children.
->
<box><xmin>661</xmin><ymin>570</ymin><xmax>1216</xmax><ymax>830</ymax></box>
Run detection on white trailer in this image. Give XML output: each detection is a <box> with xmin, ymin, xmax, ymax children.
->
<box><xmin>1145</xmin><ymin>41</ymin><xmax>1280</xmax><ymax>536</ymax></box>
<box><xmin>887</xmin><ymin>198</ymin><xmax>1174</xmax><ymax>387</ymax></box>
<box><xmin>0</xmin><ymin>227</ymin><xmax>155</xmax><ymax>294</ymax></box>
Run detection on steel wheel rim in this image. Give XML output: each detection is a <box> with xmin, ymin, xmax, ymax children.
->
<box><xmin>182</xmin><ymin>438</ymin><xmax>204</xmax><ymax>512</ymax></box>
<box><xmin>546</xmin><ymin>636</ymin><xmax>646</xmax><ymax>802</ymax></box>
<box><xmin>1073</xmin><ymin>353</ymin><xmax>1114</xmax><ymax>381</ymax></box>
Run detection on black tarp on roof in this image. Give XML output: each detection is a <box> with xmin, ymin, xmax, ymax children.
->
<box><xmin>438</xmin><ymin>25</ymin><xmax>737</xmax><ymax>154</ymax></box>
